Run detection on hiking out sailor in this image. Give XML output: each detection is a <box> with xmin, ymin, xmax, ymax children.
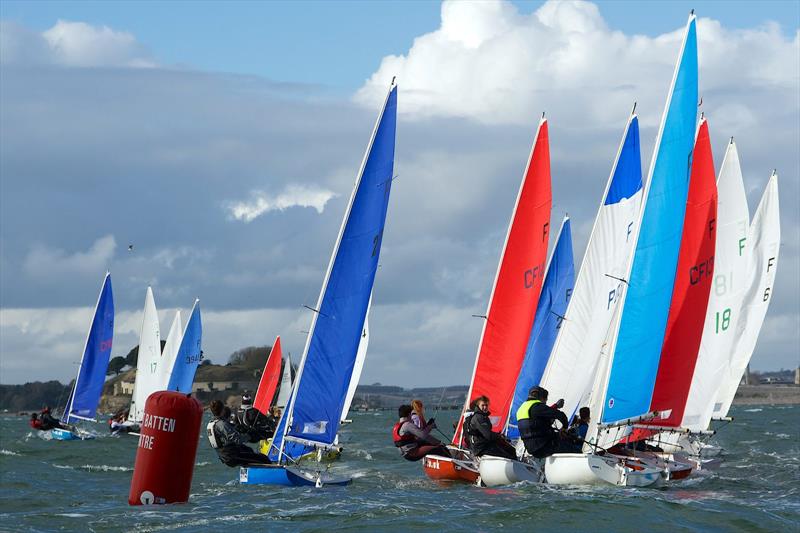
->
<box><xmin>393</xmin><ymin>404</ymin><xmax>450</xmax><ymax>461</ymax></box>
<box><xmin>516</xmin><ymin>386</ymin><xmax>578</xmax><ymax>458</ymax></box>
<box><xmin>206</xmin><ymin>400</ymin><xmax>271</xmax><ymax>467</ymax></box>
<box><xmin>464</xmin><ymin>396</ymin><xmax>516</xmax><ymax>460</ymax></box>
<box><xmin>29</xmin><ymin>413</ymin><xmax>42</xmax><ymax>430</ymax></box>
<box><xmin>38</xmin><ymin>406</ymin><xmax>66</xmax><ymax>431</ymax></box>
<box><xmin>568</xmin><ymin>407</ymin><xmax>590</xmax><ymax>441</ymax></box>
<box><xmin>232</xmin><ymin>393</ymin><xmax>273</xmax><ymax>442</ymax></box>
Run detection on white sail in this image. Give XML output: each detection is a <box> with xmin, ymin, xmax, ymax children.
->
<box><xmin>275</xmin><ymin>354</ymin><xmax>293</xmax><ymax>409</ymax></box>
<box><xmin>539</xmin><ymin>112</ymin><xmax>643</xmax><ymax>420</ymax></box>
<box><xmin>714</xmin><ymin>172</ymin><xmax>780</xmax><ymax>418</ymax></box>
<box><xmin>681</xmin><ymin>140</ymin><xmax>749</xmax><ymax>431</ymax></box>
<box><xmin>158</xmin><ymin>310</ymin><xmax>183</xmax><ymax>391</ymax></box>
<box><xmin>341</xmin><ymin>298</ymin><xmax>371</xmax><ymax>421</ymax></box>
<box><xmin>128</xmin><ymin>287</ymin><xmax>161</xmax><ymax>423</ymax></box>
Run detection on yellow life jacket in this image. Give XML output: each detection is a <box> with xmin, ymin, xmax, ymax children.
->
<box><xmin>516</xmin><ymin>399</ymin><xmax>542</xmax><ymax>422</ymax></box>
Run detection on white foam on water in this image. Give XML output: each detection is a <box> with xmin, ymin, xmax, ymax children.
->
<box><xmin>0</xmin><ymin>449</ymin><xmax>20</xmax><ymax>456</ymax></box>
<box><xmin>56</xmin><ymin>513</ymin><xmax>90</xmax><ymax>518</ymax></box>
<box><xmin>744</xmin><ymin>408</ymin><xmax>763</xmax><ymax>412</ymax></box>
<box><xmin>80</xmin><ymin>464</ymin><xmax>132</xmax><ymax>472</ymax></box>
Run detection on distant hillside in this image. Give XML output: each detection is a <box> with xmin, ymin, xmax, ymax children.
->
<box><xmin>0</xmin><ymin>380</ymin><xmax>71</xmax><ymax>412</ymax></box>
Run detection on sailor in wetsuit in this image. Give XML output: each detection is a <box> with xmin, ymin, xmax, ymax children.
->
<box><xmin>393</xmin><ymin>405</ymin><xmax>450</xmax><ymax>461</ymax></box>
<box><xmin>206</xmin><ymin>400</ymin><xmax>272</xmax><ymax>467</ymax></box>
<box><xmin>38</xmin><ymin>406</ymin><xmax>67</xmax><ymax>431</ymax></box>
<box><xmin>232</xmin><ymin>393</ymin><xmax>274</xmax><ymax>443</ymax></box>
<box><xmin>516</xmin><ymin>386</ymin><xmax>578</xmax><ymax>458</ymax></box>
<box><xmin>463</xmin><ymin>396</ymin><xmax>517</xmax><ymax>460</ymax></box>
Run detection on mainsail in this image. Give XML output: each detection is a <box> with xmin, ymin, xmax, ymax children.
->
<box><xmin>682</xmin><ymin>139</ymin><xmax>750</xmax><ymax>430</ymax></box>
<box><xmin>275</xmin><ymin>353</ymin><xmax>293</xmax><ymax>409</ymax></box>
<box><xmin>714</xmin><ymin>173</ymin><xmax>780</xmax><ymax>418</ymax></box>
<box><xmin>158</xmin><ymin>310</ymin><xmax>183</xmax><ymax>391</ymax></box>
<box><xmin>61</xmin><ymin>273</ymin><xmax>114</xmax><ymax>424</ymax></box>
<box><xmin>128</xmin><ymin>287</ymin><xmax>162</xmax><ymax>424</ymax></box>
<box><xmin>273</xmin><ymin>82</ymin><xmax>397</xmax><ymax>458</ymax></box>
<box><xmin>454</xmin><ymin>117</ymin><xmax>552</xmax><ymax>442</ymax></box>
<box><xmin>254</xmin><ymin>337</ymin><xmax>283</xmax><ymax>415</ymax></box>
<box><xmin>600</xmin><ymin>14</ymin><xmax>698</xmax><ymax>426</ymax></box>
<box><xmin>507</xmin><ymin>216</ymin><xmax>574</xmax><ymax>439</ymax></box>
<box><xmin>642</xmin><ymin>116</ymin><xmax>717</xmax><ymax>430</ymax></box>
<box><xmin>539</xmin><ymin>112</ymin><xmax>642</xmax><ymax>422</ymax></box>
<box><xmin>166</xmin><ymin>299</ymin><xmax>202</xmax><ymax>394</ymax></box>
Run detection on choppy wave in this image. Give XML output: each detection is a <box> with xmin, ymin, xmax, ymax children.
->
<box><xmin>0</xmin><ymin>449</ymin><xmax>20</xmax><ymax>456</ymax></box>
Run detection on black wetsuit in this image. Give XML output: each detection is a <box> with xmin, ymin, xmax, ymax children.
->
<box><xmin>519</xmin><ymin>402</ymin><xmax>574</xmax><ymax>458</ymax></box>
<box><xmin>208</xmin><ymin>417</ymin><xmax>271</xmax><ymax>467</ymax></box>
<box><xmin>39</xmin><ymin>412</ymin><xmax>64</xmax><ymax>431</ymax></box>
<box><xmin>465</xmin><ymin>411</ymin><xmax>516</xmax><ymax>460</ymax></box>
<box><xmin>232</xmin><ymin>406</ymin><xmax>274</xmax><ymax>443</ymax></box>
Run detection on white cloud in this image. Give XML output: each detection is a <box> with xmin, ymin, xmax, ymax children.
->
<box><xmin>355</xmin><ymin>0</ymin><xmax>799</xmax><ymax>127</ymax></box>
<box><xmin>23</xmin><ymin>235</ymin><xmax>116</xmax><ymax>279</ymax></box>
<box><xmin>226</xmin><ymin>184</ymin><xmax>338</xmax><ymax>223</ymax></box>
<box><xmin>1</xmin><ymin>19</ymin><xmax>154</xmax><ymax>68</ymax></box>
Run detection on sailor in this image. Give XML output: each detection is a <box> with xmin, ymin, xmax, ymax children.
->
<box><xmin>464</xmin><ymin>396</ymin><xmax>516</xmax><ymax>460</ymax></box>
<box><xmin>516</xmin><ymin>386</ymin><xmax>574</xmax><ymax>458</ymax></box>
<box><xmin>206</xmin><ymin>400</ymin><xmax>271</xmax><ymax>467</ymax></box>
<box><xmin>568</xmin><ymin>407</ymin><xmax>591</xmax><ymax>441</ymax></box>
<box><xmin>38</xmin><ymin>406</ymin><xmax>66</xmax><ymax>431</ymax></box>
<box><xmin>264</xmin><ymin>406</ymin><xmax>281</xmax><ymax>435</ymax></box>
<box><xmin>393</xmin><ymin>405</ymin><xmax>450</xmax><ymax>461</ymax></box>
<box><xmin>29</xmin><ymin>413</ymin><xmax>42</xmax><ymax>430</ymax></box>
<box><xmin>232</xmin><ymin>393</ymin><xmax>273</xmax><ymax>442</ymax></box>
<box><xmin>410</xmin><ymin>399</ymin><xmax>427</xmax><ymax>428</ymax></box>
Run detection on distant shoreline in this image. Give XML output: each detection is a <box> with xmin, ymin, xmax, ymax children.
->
<box><xmin>732</xmin><ymin>384</ymin><xmax>799</xmax><ymax>405</ymax></box>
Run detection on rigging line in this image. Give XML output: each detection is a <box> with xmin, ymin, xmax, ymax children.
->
<box><xmin>302</xmin><ymin>304</ymin><xmax>329</xmax><ymax>318</ymax></box>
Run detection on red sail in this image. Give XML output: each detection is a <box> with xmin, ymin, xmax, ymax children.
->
<box><xmin>636</xmin><ymin>118</ymin><xmax>717</xmax><ymax>436</ymax></box>
<box><xmin>254</xmin><ymin>336</ymin><xmax>283</xmax><ymax>415</ymax></box>
<box><xmin>454</xmin><ymin>119</ymin><xmax>552</xmax><ymax>442</ymax></box>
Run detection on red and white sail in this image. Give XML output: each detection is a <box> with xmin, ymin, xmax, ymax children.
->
<box><xmin>254</xmin><ymin>336</ymin><xmax>283</xmax><ymax>415</ymax></box>
<box><xmin>453</xmin><ymin>117</ymin><xmax>552</xmax><ymax>442</ymax></box>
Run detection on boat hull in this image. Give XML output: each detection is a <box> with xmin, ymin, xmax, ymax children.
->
<box><xmin>50</xmin><ymin>428</ymin><xmax>93</xmax><ymax>441</ymax></box>
<box><xmin>239</xmin><ymin>465</ymin><xmax>351</xmax><ymax>487</ymax></box>
<box><xmin>545</xmin><ymin>453</ymin><xmax>662</xmax><ymax>487</ymax></box>
<box><xmin>422</xmin><ymin>451</ymin><xmax>479</xmax><ymax>484</ymax></box>
<box><xmin>478</xmin><ymin>456</ymin><xmax>543</xmax><ymax>487</ymax></box>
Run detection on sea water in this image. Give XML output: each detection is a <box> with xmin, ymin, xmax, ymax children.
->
<box><xmin>0</xmin><ymin>404</ymin><xmax>797</xmax><ymax>531</ymax></box>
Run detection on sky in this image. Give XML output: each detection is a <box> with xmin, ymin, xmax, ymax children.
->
<box><xmin>0</xmin><ymin>0</ymin><xmax>798</xmax><ymax>386</ymax></box>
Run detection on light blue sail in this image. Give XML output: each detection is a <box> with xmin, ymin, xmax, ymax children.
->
<box><xmin>167</xmin><ymin>300</ymin><xmax>202</xmax><ymax>393</ymax></box>
<box><xmin>507</xmin><ymin>218</ymin><xmax>575</xmax><ymax>439</ymax></box>
<box><xmin>62</xmin><ymin>273</ymin><xmax>114</xmax><ymax>423</ymax></box>
<box><xmin>602</xmin><ymin>17</ymin><xmax>698</xmax><ymax>423</ymax></box>
<box><xmin>273</xmin><ymin>85</ymin><xmax>397</xmax><ymax>458</ymax></box>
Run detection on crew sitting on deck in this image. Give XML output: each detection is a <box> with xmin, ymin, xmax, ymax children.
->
<box><xmin>568</xmin><ymin>407</ymin><xmax>591</xmax><ymax>441</ymax></box>
<box><xmin>464</xmin><ymin>396</ymin><xmax>517</xmax><ymax>460</ymax></box>
<box><xmin>517</xmin><ymin>386</ymin><xmax>579</xmax><ymax>458</ymax></box>
<box><xmin>265</xmin><ymin>406</ymin><xmax>281</xmax><ymax>435</ymax></box>
<box><xmin>38</xmin><ymin>406</ymin><xmax>66</xmax><ymax>431</ymax></box>
<box><xmin>29</xmin><ymin>413</ymin><xmax>42</xmax><ymax>430</ymax></box>
<box><xmin>411</xmin><ymin>399</ymin><xmax>427</xmax><ymax>428</ymax></box>
<box><xmin>232</xmin><ymin>393</ymin><xmax>275</xmax><ymax>442</ymax></box>
<box><xmin>207</xmin><ymin>400</ymin><xmax>272</xmax><ymax>468</ymax></box>
<box><xmin>393</xmin><ymin>404</ymin><xmax>451</xmax><ymax>461</ymax></box>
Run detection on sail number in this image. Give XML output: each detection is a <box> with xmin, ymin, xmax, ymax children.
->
<box><xmin>715</xmin><ymin>308</ymin><xmax>731</xmax><ymax>333</ymax></box>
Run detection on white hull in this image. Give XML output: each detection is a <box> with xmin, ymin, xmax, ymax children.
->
<box><xmin>545</xmin><ymin>453</ymin><xmax>662</xmax><ymax>487</ymax></box>
<box><xmin>478</xmin><ymin>456</ymin><xmax>543</xmax><ymax>487</ymax></box>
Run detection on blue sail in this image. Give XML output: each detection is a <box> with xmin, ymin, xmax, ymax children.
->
<box><xmin>507</xmin><ymin>218</ymin><xmax>575</xmax><ymax>439</ymax></box>
<box><xmin>602</xmin><ymin>17</ymin><xmax>698</xmax><ymax>423</ymax></box>
<box><xmin>277</xmin><ymin>85</ymin><xmax>397</xmax><ymax>453</ymax></box>
<box><xmin>167</xmin><ymin>300</ymin><xmax>202</xmax><ymax>393</ymax></box>
<box><xmin>62</xmin><ymin>273</ymin><xmax>114</xmax><ymax>423</ymax></box>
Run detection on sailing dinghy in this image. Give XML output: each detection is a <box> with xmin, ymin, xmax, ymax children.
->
<box><xmin>545</xmin><ymin>13</ymin><xmax>698</xmax><ymax>487</ymax></box>
<box><xmin>480</xmin><ymin>216</ymin><xmax>575</xmax><ymax>487</ymax></box>
<box><xmin>53</xmin><ymin>273</ymin><xmax>115</xmax><ymax>441</ymax></box>
<box><xmin>423</xmin><ymin>115</ymin><xmax>552</xmax><ymax>484</ymax></box>
<box><xmin>242</xmin><ymin>80</ymin><xmax>397</xmax><ymax>487</ymax></box>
